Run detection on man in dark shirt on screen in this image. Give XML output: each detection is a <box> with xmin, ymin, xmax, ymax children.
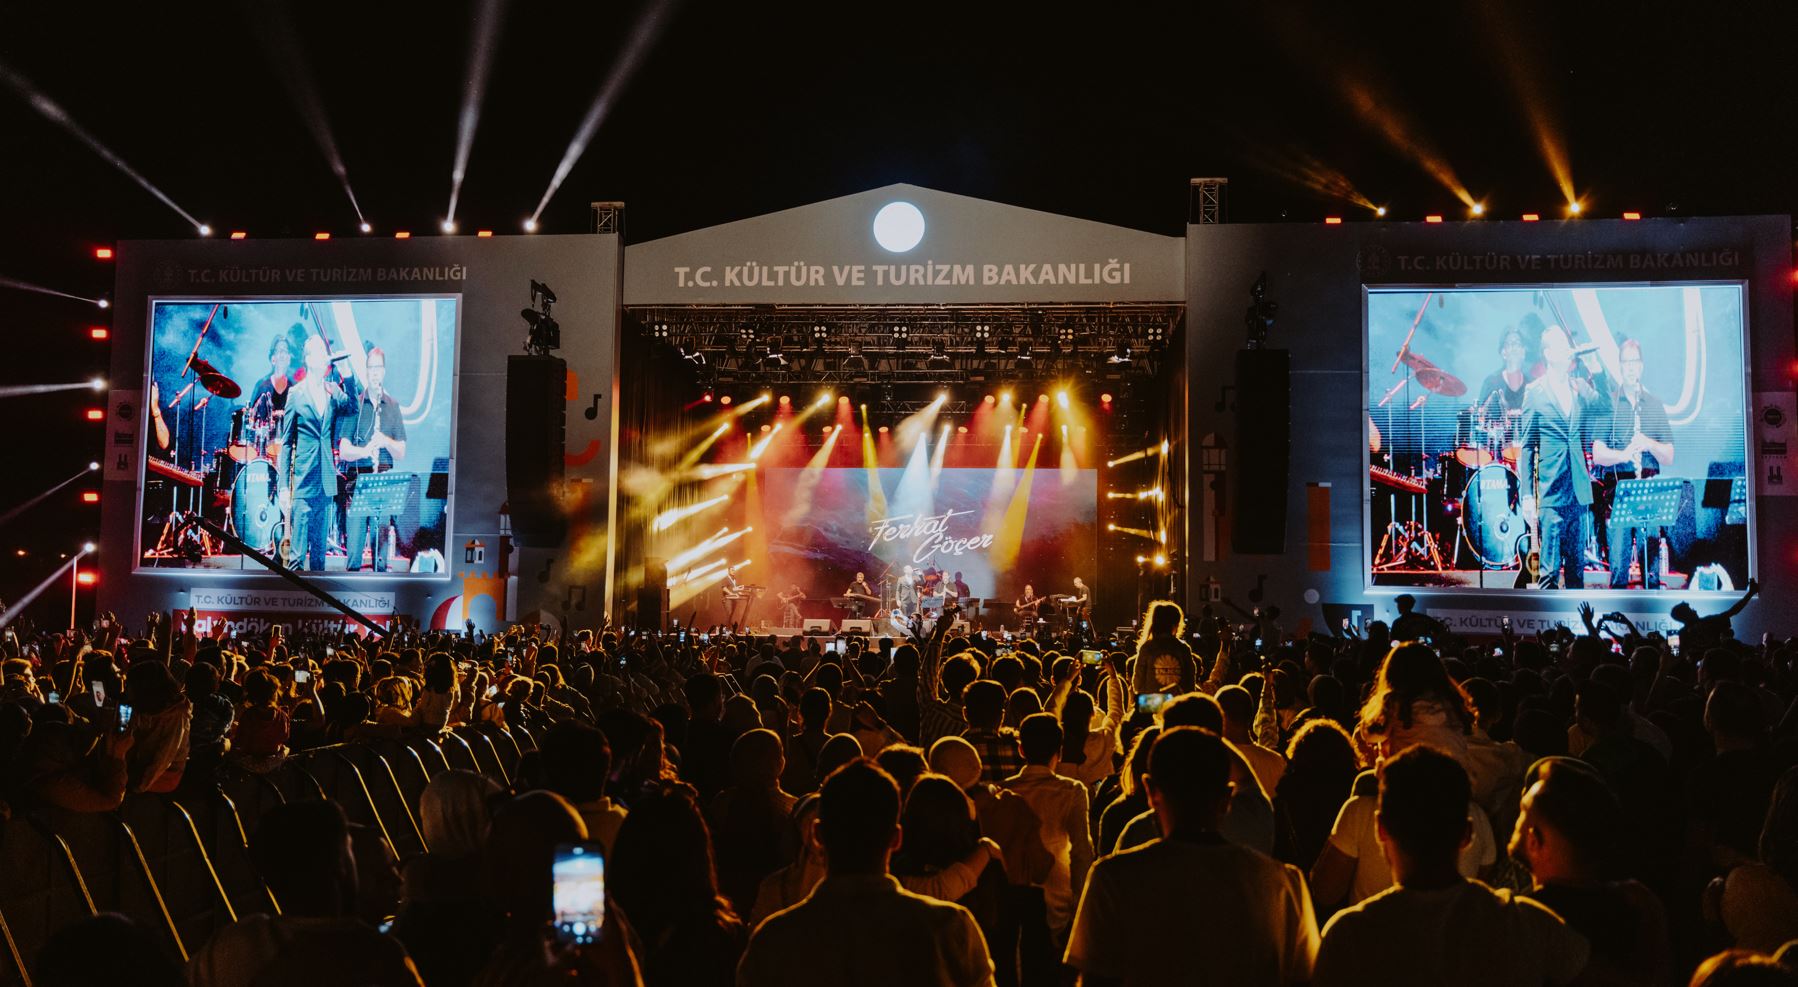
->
<box><xmin>1590</xmin><ymin>339</ymin><xmax>1674</xmax><ymax>588</ymax></box>
<box><xmin>1518</xmin><ymin>326</ymin><xmax>1610</xmax><ymax>590</ymax></box>
<box><xmin>338</xmin><ymin>346</ymin><xmax>407</xmax><ymax>572</ymax></box>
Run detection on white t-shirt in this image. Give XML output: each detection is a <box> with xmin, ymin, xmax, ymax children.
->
<box><xmin>1312</xmin><ymin>880</ymin><xmax>1589</xmax><ymax>987</ymax></box>
<box><xmin>1325</xmin><ymin>794</ymin><xmax>1496</xmax><ymax>904</ymax></box>
<box><xmin>1065</xmin><ymin>837</ymin><xmax>1318</xmax><ymax>986</ymax></box>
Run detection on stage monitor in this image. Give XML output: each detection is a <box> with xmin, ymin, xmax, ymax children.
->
<box><xmin>1364</xmin><ymin>283</ymin><xmax>1750</xmax><ymax>594</ymax></box>
<box><xmin>137</xmin><ymin>296</ymin><xmax>461</xmax><ymax>578</ymax></box>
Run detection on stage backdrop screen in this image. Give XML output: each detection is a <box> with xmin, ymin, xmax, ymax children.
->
<box><xmin>138</xmin><ymin>297</ymin><xmax>460</xmax><ymax>577</ymax></box>
<box><xmin>1365</xmin><ymin>283</ymin><xmax>1749</xmax><ymax>594</ymax></box>
<box><xmin>755</xmin><ymin>466</ymin><xmax>1098</xmax><ymax>610</ymax></box>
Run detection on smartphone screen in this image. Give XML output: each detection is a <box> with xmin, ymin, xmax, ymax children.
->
<box><xmin>552</xmin><ymin>843</ymin><xmax>605</xmax><ymax>944</ymax></box>
<box><xmin>91</xmin><ymin>682</ymin><xmax>106</xmax><ymax>707</ymax></box>
<box><xmin>47</xmin><ymin>691</ymin><xmax>61</xmax><ymax>704</ymax></box>
<box><xmin>1136</xmin><ymin>693</ymin><xmax>1172</xmax><ymax>716</ymax></box>
<box><xmin>117</xmin><ymin>703</ymin><xmax>135</xmax><ymax>734</ymax></box>
<box><xmin>1668</xmin><ymin>633</ymin><xmax>1680</xmax><ymax>654</ymax></box>
<box><xmin>1079</xmin><ymin>649</ymin><xmax>1103</xmax><ymax>666</ymax></box>
<box><xmin>294</xmin><ymin>669</ymin><xmax>311</xmax><ymax>684</ymax></box>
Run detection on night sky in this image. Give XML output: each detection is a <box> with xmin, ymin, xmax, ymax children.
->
<box><xmin>3</xmin><ymin>0</ymin><xmax>1795</xmax><ymax>604</ymax></box>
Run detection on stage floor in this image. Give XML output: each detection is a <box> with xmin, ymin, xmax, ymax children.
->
<box><xmin>1372</xmin><ymin>568</ymin><xmax>1690</xmax><ymax>590</ymax></box>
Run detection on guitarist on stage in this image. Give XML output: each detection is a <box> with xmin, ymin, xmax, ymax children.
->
<box><xmin>1518</xmin><ymin>326</ymin><xmax>1611</xmax><ymax>590</ymax></box>
<box><xmin>1591</xmin><ymin>339</ymin><xmax>1675</xmax><ymax>589</ymax></box>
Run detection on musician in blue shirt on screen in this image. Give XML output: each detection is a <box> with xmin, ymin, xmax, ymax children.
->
<box><xmin>1591</xmin><ymin>338</ymin><xmax>1675</xmax><ymax>589</ymax></box>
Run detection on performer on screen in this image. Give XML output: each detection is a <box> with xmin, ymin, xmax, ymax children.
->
<box><xmin>1591</xmin><ymin>338</ymin><xmax>1676</xmax><ymax>588</ymax></box>
<box><xmin>338</xmin><ymin>346</ymin><xmax>408</xmax><ymax>573</ymax></box>
<box><xmin>950</xmin><ymin>571</ymin><xmax>970</xmax><ymax>603</ymax></box>
<box><xmin>844</xmin><ymin>572</ymin><xmax>878</xmax><ymax>617</ymax></box>
<box><xmin>1476</xmin><ymin>327</ymin><xmax>1531</xmax><ymax>439</ymax></box>
<box><xmin>278</xmin><ymin>334</ymin><xmax>356</xmax><ymax>572</ymax></box>
<box><xmin>1518</xmin><ymin>326</ymin><xmax>1610</xmax><ymax>590</ymax></box>
<box><xmin>722</xmin><ymin>569</ymin><xmax>747</xmax><ymax>630</ymax></box>
<box><xmin>247</xmin><ymin>334</ymin><xmax>296</xmax><ymax>418</ymax></box>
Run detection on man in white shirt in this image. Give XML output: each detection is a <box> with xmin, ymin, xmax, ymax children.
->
<box><xmin>1309</xmin><ymin>767</ymin><xmax>1498</xmax><ymax>908</ymax></box>
<box><xmin>1311</xmin><ymin>747</ymin><xmax>1590</xmax><ymax>987</ymax></box>
<box><xmin>738</xmin><ymin>758</ymin><xmax>995</xmax><ymax>987</ymax></box>
<box><xmin>1065</xmin><ymin>726</ymin><xmax>1318</xmax><ymax>986</ymax></box>
<box><xmin>1002</xmin><ymin>713</ymin><xmax>1096</xmax><ymax>941</ymax></box>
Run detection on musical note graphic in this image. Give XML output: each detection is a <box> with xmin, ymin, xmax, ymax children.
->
<box><xmin>584</xmin><ymin>392</ymin><xmax>602</xmax><ymax>420</ymax></box>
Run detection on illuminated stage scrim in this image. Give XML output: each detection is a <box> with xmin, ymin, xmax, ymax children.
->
<box><xmin>756</xmin><ymin>466</ymin><xmax>1098</xmax><ymax>603</ymax></box>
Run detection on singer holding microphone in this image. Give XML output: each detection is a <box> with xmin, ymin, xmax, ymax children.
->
<box><xmin>278</xmin><ymin>334</ymin><xmax>358</xmax><ymax>571</ymax></box>
<box><xmin>1517</xmin><ymin>326</ymin><xmax>1611</xmax><ymax>590</ymax></box>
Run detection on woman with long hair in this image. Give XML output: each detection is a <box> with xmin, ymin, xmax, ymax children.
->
<box><xmin>1272</xmin><ymin>718</ymin><xmax>1360</xmax><ymax>870</ymax></box>
<box><xmin>1355</xmin><ymin>642</ymin><xmax>1477</xmax><ymax>766</ymax></box>
<box><xmin>411</xmin><ymin>652</ymin><xmax>457</xmax><ymax>733</ymax></box>
<box><xmin>1097</xmin><ymin>725</ymin><xmax>1161</xmax><ymax>854</ymax></box>
<box><xmin>609</xmin><ymin>780</ymin><xmax>746</xmax><ymax>987</ymax></box>
<box><xmin>1131</xmin><ymin>600</ymin><xmax>1196</xmax><ymax>696</ymax></box>
<box><xmin>890</xmin><ymin>774</ymin><xmax>1007</xmax><ymax>951</ymax></box>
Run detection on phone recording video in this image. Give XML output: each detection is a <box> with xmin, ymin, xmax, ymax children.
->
<box><xmin>117</xmin><ymin>703</ymin><xmax>135</xmax><ymax>734</ymax></box>
<box><xmin>1136</xmin><ymin>693</ymin><xmax>1172</xmax><ymax>716</ymax></box>
<box><xmin>294</xmin><ymin>669</ymin><xmax>311</xmax><ymax>685</ymax></box>
<box><xmin>1079</xmin><ymin>649</ymin><xmax>1104</xmax><ymax>667</ymax></box>
<box><xmin>552</xmin><ymin>843</ymin><xmax>605</xmax><ymax>945</ymax></box>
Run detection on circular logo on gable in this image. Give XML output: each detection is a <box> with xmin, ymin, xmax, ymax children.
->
<box><xmin>150</xmin><ymin>259</ymin><xmax>185</xmax><ymax>291</ymax></box>
<box><xmin>1358</xmin><ymin>243</ymin><xmax>1391</xmax><ymax>281</ymax></box>
<box><xmin>1764</xmin><ymin>404</ymin><xmax>1786</xmax><ymax>429</ymax></box>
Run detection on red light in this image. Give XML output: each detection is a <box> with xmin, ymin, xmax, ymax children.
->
<box><xmin>720</xmin><ymin>395</ymin><xmax>733</xmax><ymax>406</ymax></box>
<box><xmin>90</xmin><ymin>327</ymin><xmax>109</xmax><ymax>340</ymax></box>
<box><xmin>957</xmin><ymin>426</ymin><xmax>968</xmax><ymax>434</ymax></box>
<box><xmin>778</xmin><ymin>395</ymin><xmax>791</xmax><ymax>406</ymax></box>
<box><xmin>85</xmin><ymin>408</ymin><xmax>104</xmax><ymax>421</ymax></box>
<box><xmin>983</xmin><ymin>394</ymin><xmax>995</xmax><ymax>404</ymax></box>
<box><xmin>1100</xmin><ymin>393</ymin><xmax>1113</xmax><ymax>403</ymax></box>
<box><xmin>81</xmin><ymin>492</ymin><xmax>99</xmax><ymax>503</ymax></box>
<box><xmin>229</xmin><ymin>231</ymin><xmax>247</xmax><ymax>240</ymax></box>
<box><xmin>701</xmin><ymin>391</ymin><xmax>714</xmax><ymax>403</ymax></box>
<box><xmin>1622</xmin><ymin>212</ymin><xmax>1641</xmax><ymax>221</ymax></box>
<box><xmin>477</xmin><ymin>230</ymin><xmax>493</xmax><ymax>238</ymax></box>
<box><xmin>1424</xmin><ymin>215</ymin><xmax>1444</xmax><ymax>224</ymax></box>
<box><xmin>1521</xmin><ymin>213</ymin><xmax>1541</xmax><ymax>222</ymax></box>
<box><xmin>76</xmin><ymin>571</ymin><xmax>97</xmax><ymax>586</ymax></box>
<box><xmin>93</xmin><ymin>247</ymin><xmax>113</xmax><ymax>260</ymax></box>
<box><xmin>314</xmin><ymin>232</ymin><xmax>331</xmax><ymax>240</ymax></box>
<box><xmin>1323</xmin><ymin>217</ymin><xmax>1343</xmax><ymax>225</ymax></box>
<box><xmin>878</xmin><ymin>426</ymin><xmax>889</xmax><ymax>434</ymax></box>
<box><xmin>394</xmin><ymin>231</ymin><xmax>411</xmax><ymax>239</ymax></box>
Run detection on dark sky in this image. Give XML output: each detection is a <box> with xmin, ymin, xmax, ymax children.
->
<box><xmin>3</xmin><ymin>0</ymin><xmax>1795</xmax><ymax>590</ymax></box>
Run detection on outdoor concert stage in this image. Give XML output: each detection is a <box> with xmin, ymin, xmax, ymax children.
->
<box><xmin>92</xmin><ymin>186</ymin><xmax>1796</xmax><ymax>639</ymax></box>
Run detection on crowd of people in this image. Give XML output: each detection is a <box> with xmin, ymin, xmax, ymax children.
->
<box><xmin>0</xmin><ymin>581</ymin><xmax>1796</xmax><ymax>985</ymax></box>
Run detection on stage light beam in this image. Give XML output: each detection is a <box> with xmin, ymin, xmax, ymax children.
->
<box><xmin>446</xmin><ymin>0</ymin><xmax>509</xmax><ymax>232</ymax></box>
<box><xmin>0</xmin><ymin>59</ymin><xmax>210</xmax><ymax>233</ymax></box>
<box><xmin>242</xmin><ymin>3</ymin><xmax>368</xmax><ymax>228</ymax></box>
<box><xmin>528</xmin><ymin>0</ymin><xmax>680</xmax><ymax>227</ymax></box>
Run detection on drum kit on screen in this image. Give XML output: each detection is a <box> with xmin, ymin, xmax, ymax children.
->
<box><xmin>148</xmin><ymin>358</ymin><xmax>286</xmax><ymax>562</ymax></box>
<box><xmin>1370</xmin><ymin>344</ymin><xmax>1531</xmax><ymax>575</ymax></box>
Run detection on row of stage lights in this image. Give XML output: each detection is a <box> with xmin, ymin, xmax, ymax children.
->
<box><xmin>1324</xmin><ymin>202</ymin><xmax>1638</xmax><ymax>224</ymax></box>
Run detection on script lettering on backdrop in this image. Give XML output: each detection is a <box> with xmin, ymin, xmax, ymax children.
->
<box><xmin>869</xmin><ymin>510</ymin><xmax>995</xmax><ymax>565</ymax></box>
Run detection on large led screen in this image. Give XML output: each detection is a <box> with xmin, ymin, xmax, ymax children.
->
<box><xmin>753</xmin><ymin>466</ymin><xmax>1097</xmax><ymax>611</ymax></box>
<box><xmin>139</xmin><ymin>297</ymin><xmax>459</xmax><ymax>577</ymax></box>
<box><xmin>1365</xmin><ymin>284</ymin><xmax>1749</xmax><ymax>593</ymax></box>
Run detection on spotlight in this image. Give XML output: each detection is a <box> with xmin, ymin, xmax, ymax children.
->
<box><xmin>82</xmin><ymin>541</ymin><xmax>97</xmax><ymax>553</ymax></box>
<box><xmin>197</xmin><ymin>225</ymin><xmax>213</xmax><ymax>237</ymax></box>
<box><xmin>999</xmin><ymin>390</ymin><xmax>1013</xmax><ymax>403</ymax></box>
<box><xmin>1146</xmin><ymin>323</ymin><xmax>1166</xmax><ymax>346</ymax></box>
<box><xmin>522</xmin><ymin>218</ymin><xmax>539</xmax><ymax>232</ymax></box>
<box><xmin>877</xmin><ymin>426</ymin><xmax>889</xmax><ymax>434</ymax></box>
<box><xmin>359</xmin><ymin>222</ymin><xmax>373</xmax><ymax>234</ymax></box>
<box><xmin>720</xmin><ymin>395</ymin><xmax>733</xmax><ymax>406</ymax></box>
<box><xmin>90</xmin><ymin>378</ymin><xmax>105</xmax><ymax>391</ymax></box>
<box><xmin>984</xmin><ymin>394</ymin><xmax>995</xmax><ymax>404</ymax></box>
<box><xmin>1100</xmin><ymin>392</ymin><xmax>1113</xmax><ymax>404</ymax></box>
<box><xmin>1567</xmin><ymin>201</ymin><xmax>1583</xmax><ymax>216</ymax></box>
<box><xmin>1056</xmin><ymin>390</ymin><xmax>1070</xmax><ymax>409</ymax></box>
<box><xmin>1153</xmin><ymin>553</ymin><xmax>1167</xmax><ymax>567</ymax></box>
<box><xmin>760</xmin><ymin>424</ymin><xmax>771</xmax><ymax>433</ymax></box>
<box><xmin>701</xmin><ymin>389</ymin><xmax>713</xmax><ymax>403</ymax></box>
<box><xmin>957</xmin><ymin>425</ymin><xmax>968</xmax><ymax>433</ymax></box>
<box><xmin>1471</xmin><ymin>202</ymin><xmax>1485</xmax><ymax>217</ymax></box>
<box><xmin>441</xmin><ymin>220</ymin><xmax>457</xmax><ymax>233</ymax></box>
<box><xmin>779</xmin><ymin>395</ymin><xmax>791</xmax><ymax>406</ymax></box>
<box><xmin>96</xmin><ymin>299</ymin><xmax>109</xmax><ymax>309</ymax></box>
<box><xmin>812</xmin><ymin>323</ymin><xmax>829</xmax><ymax>341</ymax></box>
<box><xmin>651</xmin><ymin>322</ymin><xmax>670</xmax><ymax>339</ymax></box>
<box><xmin>1375</xmin><ymin>206</ymin><xmax>1388</xmax><ymax>217</ymax></box>
<box><xmin>88</xmin><ymin>461</ymin><xmax>99</xmax><ymax>471</ymax></box>
<box><xmin>815</xmin><ymin>391</ymin><xmax>833</xmax><ymax>406</ymax></box>
<box><xmin>1057</xmin><ymin>325</ymin><xmax>1076</xmax><ymax>349</ymax></box>
<box><xmin>891</xmin><ymin>324</ymin><xmax>909</xmax><ymax>347</ymax></box>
